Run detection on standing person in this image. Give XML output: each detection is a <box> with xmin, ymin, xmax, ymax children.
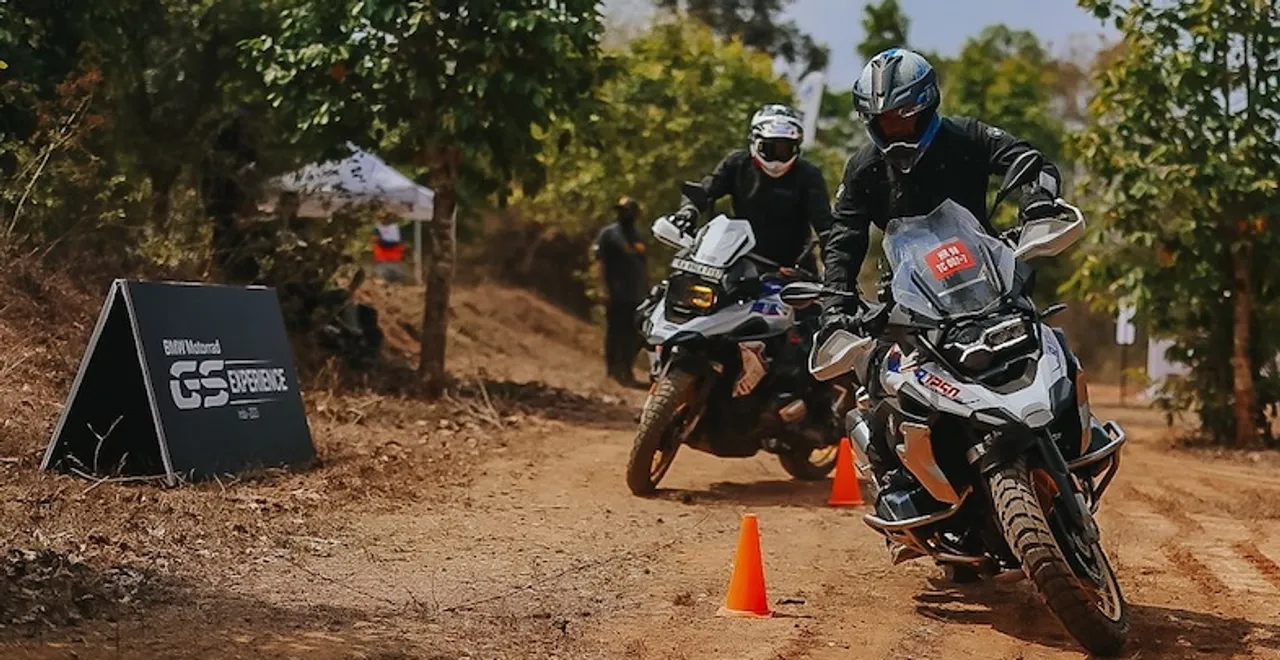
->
<box><xmin>593</xmin><ymin>196</ymin><xmax>649</xmax><ymax>388</ymax></box>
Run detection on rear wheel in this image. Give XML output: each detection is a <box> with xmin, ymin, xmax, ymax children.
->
<box><xmin>989</xmin><ymin>457</ymin><xmax>1128</xmax><ymax>656</ymax></box>
<box><xmin>626</xmin><ymin>368</ymin><xmax>697</xmax><ymax>496</ymax></box>
<box><xmin>777</xmin><ymin>444</ymin><xmax>838</xmax><ymax>480</ymax></box>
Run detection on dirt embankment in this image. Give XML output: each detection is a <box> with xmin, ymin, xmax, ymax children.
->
<box><xmin>4</xmin><ymin>267</ymin><xmax>1280</xmax><ymax>659</ymax></box>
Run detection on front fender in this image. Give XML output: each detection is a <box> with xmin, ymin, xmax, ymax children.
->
<box><xmin>968</xmin><ymin>427</ymin><xmax>1037</xmax><ymax>476</ymax></box>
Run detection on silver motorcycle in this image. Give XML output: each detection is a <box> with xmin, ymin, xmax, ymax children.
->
<box><xmin>781</xmin><ymin>152</ymin><xmax>1129</xmax><ymax>656</ymax></box>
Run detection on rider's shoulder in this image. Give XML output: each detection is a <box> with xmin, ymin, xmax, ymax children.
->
<box><xmin>941</xmin><ymin>115</ymin><xmax>1010</xmax><ymax>144</ymax></box>
<box><xmin>721</xmin><ymin>149</ymin><xmax>752</xmax><ymax>168</ymax></box>
<box><xmin>793</xmin><ymin>157</ymin><xmax>827</xmax><ymax>180</ymax></box>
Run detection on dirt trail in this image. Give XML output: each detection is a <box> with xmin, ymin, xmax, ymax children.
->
<box><xmin>17</xmin><ymin>389</ymin><xmax>1280</xmax><ymax>659</ymax></box>
<box><xmin>238</xmin><ymin>390</ymin><xmax>1280</xmax><ymax>659</ymax></box>
<box><xmin>6</xmin><ymin>280</ymin><xmax>1280</xmax><ymax>658</ymax></box>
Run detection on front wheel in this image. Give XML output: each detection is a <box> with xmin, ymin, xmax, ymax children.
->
<box><xmin>989</xmin><ymin>457</ymin><xmax>1129</xmax><ymax>656</ymax></box>
<box><xmin>626</xmin><ymin>368</ymin><xmax>697</xmax><ymax>496</ymax></box>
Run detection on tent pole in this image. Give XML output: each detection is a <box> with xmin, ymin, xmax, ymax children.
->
<box><xmin>414</xmin><ymin>217</ymin><xmax>423</xmax><ymax>284</ymax></box>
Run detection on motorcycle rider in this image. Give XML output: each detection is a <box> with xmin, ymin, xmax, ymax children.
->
<box><xmin>671</xmin><ymin>104</ymin><xmax>833</xmax><ymax>272</ymax></box>
<box><xmin>820</xmin><ymin>48</ymin><xmax>1066</xmax><ymax>530</ymax></box>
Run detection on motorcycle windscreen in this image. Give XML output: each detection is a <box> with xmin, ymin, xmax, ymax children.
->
<box><xmin>690</xmin><ymin>217</ymin><xmax>757</xmax><ymax>268</ymax></box>
<box><xmin>882</xmin><ymin>198</ymin><xmax>1016</xmax><ymax>320</ymax></box>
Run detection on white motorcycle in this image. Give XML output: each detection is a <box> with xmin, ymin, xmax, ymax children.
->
<box><xmin>625</xmin><ymin>183</ymin><xmax>841</xmax><ymax>495</ymax></box>
<box><xmin>781</xmin><ymin>152</ymin><xmax>1129</xmax><ymax>656</ymax></box>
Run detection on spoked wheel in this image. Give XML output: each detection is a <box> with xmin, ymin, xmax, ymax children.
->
<box><xmin>777</xmin><ymin>443</ymin><xmax>839</xmax><ymax>481</ymax></box>
<box><xmin>989</xmin><ymin>457</ymin><xmax>1129</xmax><ymax>656</ymax></box>
<box><xmin>626</xmin><ymin>369</ymin><xmax>698</xmax><ymax>496</ymax></box>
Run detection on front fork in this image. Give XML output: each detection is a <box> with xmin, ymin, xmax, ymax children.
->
<box><xmin>649</xmin><ymin>345</ymin><xmax>720</xmax><ymax>433</ymax></box>
<box><xmin>971</xmin><ymin>429</ymin><xmax>1101</xmax><ymax>546</ymax></box>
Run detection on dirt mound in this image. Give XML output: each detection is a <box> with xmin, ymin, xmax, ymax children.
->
<box><xmin>0</xmin><ymin>259</ymin><xmax>107</xmax><ymax>463</ymax></box>
<box><xmin>355</xmin><ymin>278</ymin><xmax>624</xmax><ymax>396</ymax></box>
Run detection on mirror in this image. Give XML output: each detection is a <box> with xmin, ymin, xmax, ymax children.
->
<box><xmin>999</xmin><ymin>150</ymin><xmax>1045</xmax><ymax>196</ymax></box>
<box><xmin>681</xmin><ymin>181</ymin><xmax>709</xmax><ymax>212</ymax></box>
<box><xmin>779</xmin><ymin>281</ymin><xmax>825</xmax><ymax>308</ymax></box>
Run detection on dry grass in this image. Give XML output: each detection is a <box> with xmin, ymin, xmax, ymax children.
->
<box><xmin>0</xmin><ymin>256</ymin><xmax>630</xmax><ymax>638</ymax></box>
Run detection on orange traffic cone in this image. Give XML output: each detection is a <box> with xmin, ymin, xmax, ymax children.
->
<box><xmin>828</xmin><ymin>437</ymin><xmax>865</xmax><ymax>506</ymax></box>
<box><xmin>717</xmin><ymin>513</ymin><xmax>772</xmax><ymax>618</ymax></box>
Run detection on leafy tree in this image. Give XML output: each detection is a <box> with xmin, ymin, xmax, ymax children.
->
<box><xmin>857</xmin><ymin>0</ymin><xmax>909</xmax><ymax>61</ymax></box>
<box><xmin>942</xmin><ymin>26</ymin><xmax>1065</xmax><ymax>164</ymax></box>
<box><xmin>654</xmin><ymin>0</ymin><xmax>829</xmax><ymax>75</ymax></box>
<box><xmin>1073</xmin><ymin>0</ymin><xmax>1280</xmax><ymax>447</ymax></box>
<box><xmin>514</xmin><ymin>20</ymin><xmax>791</xmax><ymax>291</ymax></box>
<box><xmin>247</xmin><ymin>0</ymin><xmax>605</xmax><ymax>394</ymax></box>
<box><xmin>2</xmin><ymin>0</ymin><xmax>281</xmax><ymax>225</ymax></box>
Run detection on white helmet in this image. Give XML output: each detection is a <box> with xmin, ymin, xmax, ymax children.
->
<box><xmin>749</xmin><ymin>104</ymin><xmax>804</xmax><ymax>178</ymax></box>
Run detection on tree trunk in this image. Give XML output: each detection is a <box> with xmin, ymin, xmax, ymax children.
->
<box><xmin>1230</xmin><ymin>241</ymin><xmax>1261</xmax><ymax>449</ymax></box>
<box><xmin>149</xmin><ymin>168</ymin><xmax>179</xmax><ymax>228</ymax></box>
<box><xmin>419</xmin><ymin>150</ymin><xmax>461</xmax><ymax>396</ymax></box>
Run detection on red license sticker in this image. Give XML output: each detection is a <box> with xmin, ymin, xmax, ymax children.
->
<box><xmin>924</xmin><ymin>239</ymin><xmax>977</xmax><ymax>280</ymax></box>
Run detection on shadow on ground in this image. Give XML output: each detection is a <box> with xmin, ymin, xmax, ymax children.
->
<box><xmin>912</xmin><ymin>575</ymin><xmax>1280</xmax><ymax>658</ymax></box>
<box><xmin>657</xmin><ymin>479</ymin><xmax>836</xmax><ymax>508</ymax></box>
<box><xmin>1</xmin><ymin>563</ymin><xmax>592</xmax><ymax>660</ymax></box>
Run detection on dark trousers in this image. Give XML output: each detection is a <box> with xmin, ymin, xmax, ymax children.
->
<box><xmin>605</xmin><ymin>299</ymin><xmax>643</xmax><ymax>379</ymax></box>
<box><xmin>864</xmin><ymin>341</ymin><xmax>906</xmax><ymax>478</ymax></box>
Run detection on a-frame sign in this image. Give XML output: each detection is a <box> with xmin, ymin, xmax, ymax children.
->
<box><xmin>42</xmin><ymin>280</ymin><xmax>316</xmax><ymax>485</ymax></box>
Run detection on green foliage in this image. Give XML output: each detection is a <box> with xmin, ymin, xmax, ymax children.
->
<box><xmin>1073</xmin><ymin>0</ymin><xmax>1280</xmax><ymax>446</ymax></box>
<box><xmin>245</xmin><ymin>0</ymin><xmax>606</xmax><ymax>389</ymax></box>
<box><xmin>512</xmin><ymin>20</ymin><xmax>791</xmax><ymax>292</ymax></box>
<box><xmin>655</xmin><ymin>0</ymin><xmax>829</xmax><ymax>75</ymax></box>
<box><xmin>942</xmin><ymin>26</ymin><xmax>1065</xmax><ymax>164</ymax></box>
<box><xmin>0</xmin><ymin>0</ymin><xmax>317</xmax><ymax>259</ymax></box>
<box><xmin>244</xmin><ymin>0</ymin><xmax>604</xmax><ymax>185</ymax></box>
<box><xmin>857</xmin><ymin>0</ymin><xmax>909</xmax><ymax>60</ymax></box>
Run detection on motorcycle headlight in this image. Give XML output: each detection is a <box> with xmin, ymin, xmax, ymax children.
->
<box><xmin>686</xmin><ymin>283</ymin><xmax>717</xmax><ymax>310</ymax></box>
<box><xmin>983</xmin><ymin>318</ymin><xmax>1030</xmax><ymax>348</ymax></box>
<box><xmin>946</xmin><ymin>316</ymin><xmax>1033</xmax><ymax>375</ymax></box>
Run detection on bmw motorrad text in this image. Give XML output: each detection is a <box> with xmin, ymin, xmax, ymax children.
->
<box><xmin>163</xmin><ymin>337</ymin><xmax>288</xmax><ymax>419</ymax></box>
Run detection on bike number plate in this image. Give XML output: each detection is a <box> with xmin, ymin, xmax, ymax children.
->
<box><xmin>671</xmin><ymin>257</ymin><xmax>725</xmax><ymax>281</ymax></box>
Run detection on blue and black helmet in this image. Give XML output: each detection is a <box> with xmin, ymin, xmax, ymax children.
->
<box><xmin>853</xmin><ymin>48</ymin><xmax>941</xmax><ymax>173</ymax></box>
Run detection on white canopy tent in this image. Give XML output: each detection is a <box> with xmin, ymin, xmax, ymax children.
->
<box><xmin>262</xmin><ymin>144</ymin><xmax>435</xmax><ymax>219</ymax></box>
<box><xmin>259</xmin><ymin>144</ymin><xmax>436</xmax><ymax>281</ymax></box>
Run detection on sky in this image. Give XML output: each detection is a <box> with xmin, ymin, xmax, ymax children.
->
<box><xmin>603</xmin><ymin>0</ymin><xmax>1119</xmax><ymax>86</ymax></box>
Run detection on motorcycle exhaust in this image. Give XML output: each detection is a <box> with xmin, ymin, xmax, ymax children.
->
<box><xmin>778</xmin><ymin>400</ymin><xmax>807</xmax><ymax>423</ymax></box>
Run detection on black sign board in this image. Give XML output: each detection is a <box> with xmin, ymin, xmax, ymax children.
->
<box><xmin>42</xmin><ymin>280</ymin><xmax>316</xmax><ymax>485</ymax></box>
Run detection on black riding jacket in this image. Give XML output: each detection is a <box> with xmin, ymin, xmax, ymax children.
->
<box><xmin>679</xmin><ymin>150</ymin><xmax>833</xmax><ymax>268</ymax></box>
<box><xmin>822</xmin><ymin>116</ymin><xmax>1062</xmax><ymax>300</ymax></box>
